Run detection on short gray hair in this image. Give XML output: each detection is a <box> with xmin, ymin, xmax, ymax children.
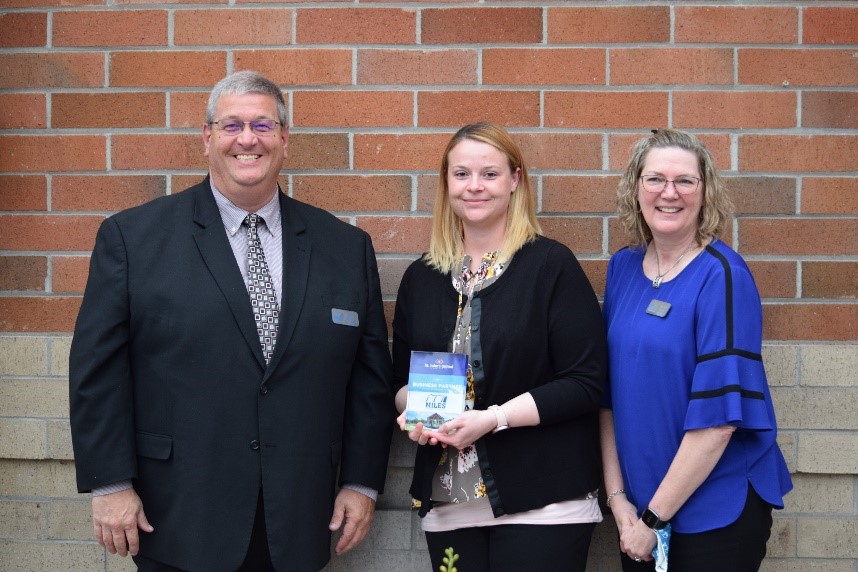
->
<box><xmin>205</xmin><ymin>71</ymin><xmax>287</xmax><ymax>125</ymax></box>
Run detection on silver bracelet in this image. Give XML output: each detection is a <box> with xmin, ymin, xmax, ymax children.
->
<box><xmin>606</xmin><ymin>488</ymin><xmax>626</xmax><ymax>507</ymax></box>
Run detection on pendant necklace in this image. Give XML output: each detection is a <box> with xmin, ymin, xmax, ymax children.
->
<box><xmin>652</xmin><ymin>241</ymin><xmax>695</xmax><ymax>288</ymax></box>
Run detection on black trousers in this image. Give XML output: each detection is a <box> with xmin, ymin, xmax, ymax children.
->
<box><xmin>620</xmin><ymin>486</ymin><xmax>773</xmax><ymax>572</ymax></box>
<box><xmin>133</xmin><ymin>489</ymin><xmax>275</xmax><ymax>572</ymax></box>
<box><xmin>425</xmin><ymin>521</ymin><xmax>596</xmax><ymax>572</ymax></box>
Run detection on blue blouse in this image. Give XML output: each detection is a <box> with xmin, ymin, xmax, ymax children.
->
<box><xmin>603</xmin><ymin>239</ymin><xmax>792</xmax><ymax>533</ymax></box>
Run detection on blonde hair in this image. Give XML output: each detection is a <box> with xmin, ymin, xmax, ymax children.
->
<box><xmin>617</xmin><ymin>128</ymin><xmax>734</xmax><ymax>248</ymax></box>
<box><xmin>425</xmin><ymin>121</ymin><xmax>541</xmax><ymax>274</ymax></box>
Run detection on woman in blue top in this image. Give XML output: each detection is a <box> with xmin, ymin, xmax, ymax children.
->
<box><xmin>600</xmin><ymin>129</ymin><xmax>792</xmax><ymax>571</ymax></box>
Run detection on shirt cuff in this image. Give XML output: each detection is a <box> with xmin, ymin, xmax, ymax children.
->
<box><xmin>343</xmin><ymin>483</ymin><xmax>378</xmax><ymax>502</ymax></box>
<box><xmin>92</xmin><ymin>480</ymin><xmax>133</xmax><ymax>497</ymax></box>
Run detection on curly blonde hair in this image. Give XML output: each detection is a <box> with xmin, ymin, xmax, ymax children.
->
<box><xmin>617</xmin><ymin>128</ymin><xmax>733</xmax><ymax>248</ymax></box>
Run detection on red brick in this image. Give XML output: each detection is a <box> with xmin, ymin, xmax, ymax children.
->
<box><xmin>0</xmin><ymin>94</ymin><xmax>46</xmax><ymax>129</ymax></box>
<box><xmin>110</xmin><ymin>52</ymin><xmax>226</xmax><ymax>88</ymax></box>
<box><xmin>356</xmin><ymin>216</ymin><xmax>431</xmax><ymax>254</ymax></box>
<box><xmin>0</xmin><ymin>215</ymin><xmax>104</xmax><ymax>251</ymax></box>
<box><xmin>292</xmin><ymin>175</ymin><xmax>411</xmax><ymax>212</ymax></box>
<box><xmin>170</xmin><ymin>92</ymin><xmax>209</xmax><ymax>129</ymax></box>
<box><xmin>118</xmin><ymin>0</ymin><xmax>216</xmax><ymax>5</ymax></box>
<box><xmin>746</xmin><ymin>261</ymin><xmax>796</xmax><ymax>299</ymax></box>
<box><xmin>579</xmin><ymin>259</ymin><xmax>608</xmax><ymax>299</ymax></box>
<box><xmin>52</xmin><ymin>256</ymin><xmax>91</xmax><ymax>294</ymax></box>
<box><xmin>53</xmin><ymin>175</ymin><xmax>167</xmax><ymax>212</ymax></box>
<box><xmin>518</xmin><ymin>133</ymin><xmax>602</xmax><ymax>171</ymax></box>
<box><xmin>804</xmin><ymin>7</ymin><xmax>858</xmax><ymax>44</ymax></box>
<box><xmin>422</xmin><ymin>8</ymin><xmax>542</xmax><ymax>44</ymax></box>
<box><xmin>740</xmin><ymin>219</ymin><xmax>858</xmax><ymax>256</ymax></box>
<box><xmin>0</xmin><ymin>257</ymin><xmax>47</xmax><ymax>292</ymax></box>
<box><xmin>801</xmin><ymin>178</ymin><xmax>858</xmax><ymax>215</ymax></box>
<box><xmin>609</xmin><ymin>133</ymin><xmax>731</xmax><ymax>172</ymax></box>
<box><xmin>803</xmin><ymin>262</ymin><xmax>857</xmax><ymax>299</ymax></box>
<box><xmin>234</xmin><ymin>50</ymin><xmax>351</xmax><ymax>86</ymax></box>
<box><xmin>545</xmin><ymin>91</ymin><xmax>667</xmax><ymax>129</ymax></box>
<box><xmin>172</xmin><ymin>175</ymin><xmax>207</xmax><ymax>194</ymax></box>
<box><xmin>676</xmin><ymin>7</ymin><xmax>797</xmax><ymax>44</ymax></box>
<box><xmin>288</xmin><ymin>133</ymin><xmax>350</xmax><ymax>170</ymax></box>
<box><xmin>739</xmin><ymin>49</ymin><xmax>858</xmax><ymax>87</ymax></box>
<box><xmin>175</xmin><ymin>9</ymin><xmax>292</xmax><ymax>46</ymax></box>
<box><xmin>674</xmin><ymin>91</ymin><xmax>796</xmax><ymax>129</ymax></box>
<box><xmin>0</xmin><ymin>297</ymin><xmax>82</xmax><ymax>333</ymax></box>
<box><xmin>2</xmin><ymin>0</ymin><xmax>97</xmax><ymax>7</ymax></box>
<box><xmin>740</xmin><ymin>135</ymin><xmax>858</xmax><ymax>173</ymax></box>
<box><xmin>483</xmin><ymin>49</ymin><xmax>605</xmax><ymax>86</ymax></box>
<box><xmin>0</xmin><ymin>175</ymin><xmax>47</xmax><ymax>211</ymax></box>
<box><xmin>293</xmin><ymin>91</ymin><xmax>412</xmax><ymax>127</ymax></box>
<box><xmin>111</xmin><ymin>134</ymin><xmax>206</xmax><ymax>170</ymax></box>
<box><xmin>53</xmin><ymin>10</ymin><xmax>167</xmax><ymax>47</ymax></box>
<box><xmin>0</xmin><ymin>136</ymin><xmax>105</xmax><ymax>172</ymax></box>
<box><xmin>538</xmin><ymin>217</ymin><xmax>603</xmax><ymax>255</ymax></box>
<box><xmin>543</xmin><ymin>176</ymin><xmax>619</xmax><ymax>214</ymax></box>
<box><xmin>763</xmin><ymin>303</ymin><xmax>856</xmax><ymax>341</ymax></box>
<box><xmin>52</xmin><ymin>92</ymin><xmax>166</xmax><ymax>129</ymax></box>
<box><xmin>0</xmin><ymin>53</ymin><xmax>103</xmax><ymax>89</ymax></box>
<box><xmin>378</xmin><ymin>257</ymin><xmax>416</xmax><ymax>298</ymax></box>
<box><xmin>725</xmin><ymin>177</ymin><xmax>796</xmax><ymax>215</ymax></box>
<box><xmin>418</xmin><ymin>91</ymin><xmax>540</xmax><ymax>128</ymax></box>
<box><xmin>416</xmin><ymin>174</ymin><xmax>438</xmax><ymax>212</ymax></box>
<box><xmin>802</xmin><ymin>92</ymin><xmax>858</xmax><ymax>129</ymax></box>
<box><xmin>607</xmin><ymin>217</ymin><xmax>628</xmax><ymax>254</ymax></box>
<box><xmin>612</xmin><ymin>48</ymin><xmax>733</xmax><ymax>86</ymax></box>
<box><xmin>355</xmin><ymin>133</ymin><xmax>454</xmax><ymax>171</ymax></box>
<box><xmin>297</xmin><ymin>8</ymin><xmax>414</xmax><ymax>44</ymax></box>
<box><xmin>549</xmin><ymin>6</ymin><xmax>669</xmax><ymax>43</ymax></box>
<box><xmin>0</xmin><ymin>13</ymin><xmax>47</xmax><ymax>48</ymax></box>
<box><xmin>357</xmin><ymin>49</ymin><xmax>477</xmax><ymax>86</ymax></box>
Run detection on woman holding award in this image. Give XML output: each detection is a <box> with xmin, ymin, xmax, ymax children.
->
<box><xmin>600</xmin><ymin>129</ymin><xmax>792</xmax><ymax>571</ymax></box>
<box><xmin>392</xmin><ymin>121</ymin><xmax>607</xmax><ymax>571</ymax></box>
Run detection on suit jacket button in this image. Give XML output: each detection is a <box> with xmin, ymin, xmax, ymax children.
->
<box><xmin>259</xmin><ymin>385</ymin><xmax>268</xmax><ymax>395</ymax></box>
<box><xmin>250</xmin><ymin>440</ymin><xmax>260</xmax><ymax>450</ymax></box>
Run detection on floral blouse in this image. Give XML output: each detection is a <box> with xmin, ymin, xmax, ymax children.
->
<box><xmin>430</xmin><ymin>251</ymin><xmax>508</xmax><ymax>504</ymax></box>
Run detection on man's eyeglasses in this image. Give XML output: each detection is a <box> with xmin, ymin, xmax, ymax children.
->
<box><xmin>210</xmin><ymin>119</ymin><xmax>281</xmax><ymax>136</ymax></box>
<box><xmin>640</xmin><ymin>175</ymin><xmax>701</xmax><ymax>195</ymax></box>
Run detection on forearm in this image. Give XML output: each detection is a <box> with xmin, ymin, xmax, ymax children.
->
<box><xmin>599</xmin><ymin>409</ymin><xmax>626</xmax><ymax>495</ymax></box>
<box><xmin>495</xmin><ymin>391</ymin><xmax>539</xmax><ymax>428</ymax></box>
<box><xmin>647</xmin><ymin>425</ymin><xmax>735</xmax><ymax>521</ymax></box>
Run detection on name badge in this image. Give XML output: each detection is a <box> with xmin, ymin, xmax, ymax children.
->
<box><xmin>646</xmin><ymin>299</ymin><xmax>672</xmax><ymax>318</ymax></box>
<box><xmin>331</xmin><ymin>308</ymin><xmax>359</xmax><ymax>327</ymax></box>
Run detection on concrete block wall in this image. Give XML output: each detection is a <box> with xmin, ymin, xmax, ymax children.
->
<box><xmin>1</xmin><ymin>1</ymin><xmax>855</xmax><ymax>570</ymax></box>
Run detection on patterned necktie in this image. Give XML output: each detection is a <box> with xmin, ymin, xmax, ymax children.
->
<box><xmin>244</xmin><ymin>214</ymin><xmax>280</xmax><ymax>363</ymax></box>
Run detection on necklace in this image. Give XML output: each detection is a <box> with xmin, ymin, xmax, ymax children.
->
<box><xmin>652</xmin><ymin>242</ymin><xmax>695</xmax><ymax>288</ymax></box>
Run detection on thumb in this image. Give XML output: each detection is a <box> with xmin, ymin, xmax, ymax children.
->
<box><xmin>137</xmin><ymin>508</ymin><xmax>154</xmax><ymax>533</ymax></box>
<box><xmin>329</xmin><ymin>501</ymin><xmax>345</xmax><ymax>531</ymax></box>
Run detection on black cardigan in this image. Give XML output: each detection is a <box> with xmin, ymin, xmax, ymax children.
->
<box><xmin>392</xmin><ymin>236</ymin><xmax>607</xmax><ymax>517</ymax></box>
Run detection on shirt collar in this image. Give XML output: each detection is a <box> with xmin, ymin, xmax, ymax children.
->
<box><xmin>210</xmin><ymin>182</ymin><xmax>282</xmax><ymax>238</ymax></box>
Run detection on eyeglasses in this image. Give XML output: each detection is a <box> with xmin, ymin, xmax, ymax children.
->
<box><xmin>640</xmin><ymin>175</ymin><xmax>701</xmax><ymax>195</ymax></box>
<box><xmin>210</xmin><ymin>119</ymin><xmax>281</xmax><ymax>136</ymax></box>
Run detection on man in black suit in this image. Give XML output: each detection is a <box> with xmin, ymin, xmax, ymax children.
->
<box><xmin>69</xmin><ymin>71</ymin><xmax>394</xmax><ymax>571</ymax></box>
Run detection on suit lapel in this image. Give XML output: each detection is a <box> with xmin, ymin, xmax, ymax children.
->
<box><xmin>265</xmin><ymin>193</ymin><xmax>310</xmax><ymax>378</ymax></box>
<box><xmin>191</xmin><ymin>180</ymin><xmax>267</xmax><ymax>369</ymax></box>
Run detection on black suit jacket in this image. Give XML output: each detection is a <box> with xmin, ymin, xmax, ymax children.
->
<box><xmin>69</xmin><ymin>179</ymin><xmax>394</xmax><ymax>571</ymax></box>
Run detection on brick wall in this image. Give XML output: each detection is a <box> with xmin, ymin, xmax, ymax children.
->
<box><xmin>1</xmin><ymin>1</ymin><xmax>856</xmax><ymax>570</ymax></box>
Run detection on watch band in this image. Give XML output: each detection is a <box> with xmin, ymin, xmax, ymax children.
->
<box><xmin>488</xmin><ymin>404</ymin><xmax>509</xmax><ymax>433</ymax></box>
<box><xmin>642</xmin><ymin>507</ymin><xmax>669</xmax><ymax>530</ymax></box>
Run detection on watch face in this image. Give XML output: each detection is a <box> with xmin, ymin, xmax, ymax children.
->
<box><xmin>642</xmin><ymin>508</ymin><xmax>666</xmax><ymax>529</ymax></box>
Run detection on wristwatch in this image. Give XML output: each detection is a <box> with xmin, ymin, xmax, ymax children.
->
<box><xmin>641</xmin><ymin>507</ymin><xmax>669</xmax><ymax>530</ymax></box>
<box><xmin>488</xmin><ymin>405</ymin><xmax>509</xmax><ymax>433</ymax></box>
